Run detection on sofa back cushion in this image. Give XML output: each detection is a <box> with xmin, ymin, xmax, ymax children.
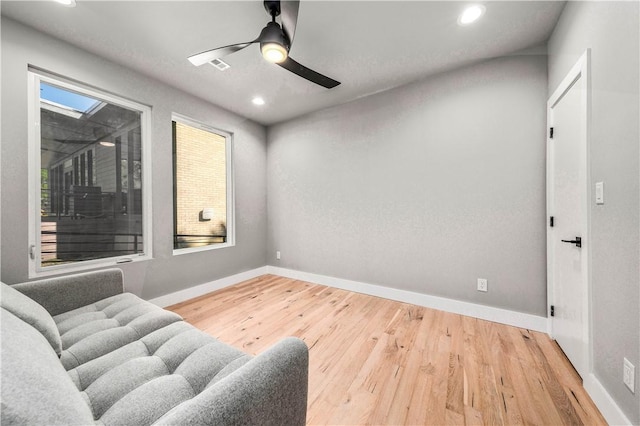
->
<box><xmin>1</xmin><ymin>281</ymin><xmax>62</xmax><ymax>355</ymax></box>
<box><xmin>0</xmin><ymin>308</ymin><xmax>95</xmax><ymax>425</ymax></box>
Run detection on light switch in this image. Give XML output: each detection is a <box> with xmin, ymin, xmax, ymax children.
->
<box><xmin>595</xmin><ymin>182</ymin><xmax>604</xmax><ymax>205</ymax></box>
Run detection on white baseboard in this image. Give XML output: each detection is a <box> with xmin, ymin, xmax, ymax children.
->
<box><xmin>147</xmin><ymin>266</ymin><xmax>268</xmax><ymax>307</ymax></box>
<box><xmin>584</xmin><ymin>374</ymin><xmax>633</xmax><ymax>426</ymax></box>
<box><xmin>266</xmin><ymin>266</ymin><xmax>547</xmax><ymax>332</ymax></box>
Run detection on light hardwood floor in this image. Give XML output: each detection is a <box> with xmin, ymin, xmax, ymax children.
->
<box><xmin>167</xmin><ymin>275</ymin><xmax>606</xmax><ymax>425</ymax></box>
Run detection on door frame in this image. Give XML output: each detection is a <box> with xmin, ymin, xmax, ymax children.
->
<box><xmin>546</xmin><ymin>49</ymin><xmax>591</xmax><ymax>378</ymax></box>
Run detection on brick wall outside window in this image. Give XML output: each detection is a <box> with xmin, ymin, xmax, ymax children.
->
<box><xmin>174</xmin><ymin>121</ymin><xmax>227</xmax><ymax>248</ymax></box>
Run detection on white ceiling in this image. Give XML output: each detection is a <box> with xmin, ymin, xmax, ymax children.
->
<box><xmin>1</xmin><ymin>1</ymin><xmax>565</xmax><ymax>125</ymax></box>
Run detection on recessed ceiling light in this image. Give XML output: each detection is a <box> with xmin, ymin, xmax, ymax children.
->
<box><xmin>458</xmin><ymin>4</ymin><xmax>485</xmax><ymax>26</ymax></box>
<box><xmin>252</xmin><ymin>97</ymin><xmax>266</xmax><ymax>106</ymax></box>
<box><xmin>54</xmin><ymin>0</ymin><xmax>77</xmax><ymax>7</ymax></box>
<box><xmin>99</xmin><ymin>141</ymin><xmax>115</xmax><ymax>147</ymax></box>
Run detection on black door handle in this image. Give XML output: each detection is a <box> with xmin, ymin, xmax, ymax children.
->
<box><xmin>561</xmin><ymin>236</ymin><xmax>582</xmax><ymax>248</ymax></box>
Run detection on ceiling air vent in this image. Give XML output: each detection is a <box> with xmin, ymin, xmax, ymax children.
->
<box><xmin>209</xmin><ymin>59</ymin><xmax>230</xmax><ymax>71</ymax></box>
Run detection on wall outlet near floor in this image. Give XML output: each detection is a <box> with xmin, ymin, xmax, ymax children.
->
<box><xmin>623</xmin><ymin>358</ymin><xmax>635</xmax><ymax>393</ymax></box>
<box><xmin>276</xmin><ymin>251</ymin><xmax>281</xmax><ymax>260</ymax></box>
<box><xmin>477</xmin><ymin>278</ymin><xmax>488</xmax><ymax>292</ymax></box>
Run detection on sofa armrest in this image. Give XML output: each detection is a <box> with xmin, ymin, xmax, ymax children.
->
<box><xmin>12</xmin><ymin>269</ymin><xmax>124</xmax><ymax>316</ymax></box>
<box><xmin>155</xmin><ymin>337</ymin><xmax>309</xmax><ymax>426</ymax></box>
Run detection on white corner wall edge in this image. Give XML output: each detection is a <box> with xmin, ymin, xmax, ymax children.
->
<box><xmin>266</xmin><ymin>266</ymin><xmax>547</xmax><ymax>332</ymax></box>
<box><xmin>584</xmin><ymin>374</ymin><xmax>633</xmax><ymax>426</ymax></box>
<box><xmin>147</xmin><ymin>266</ymin><xmax>268</xmax><ymax>307</ymax></box>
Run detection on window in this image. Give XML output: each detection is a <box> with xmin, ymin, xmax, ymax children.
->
<box><xmin>172</xmin><ymin>115</ymin><xmax>234</xmax><ymax>253</ymax></box>
<box><xmin>29</xmin><ymin>70</ymin><xmax>152</xmax><ymax>276</ymax></box>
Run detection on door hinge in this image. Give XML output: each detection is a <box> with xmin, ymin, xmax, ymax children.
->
<box><xmin>549</xmin><ymin>127</ymin><xmax>554</xmax><ymax>139</ymax></box>
<box><xmin>550</xmin><ymin>216</ymin><xmax>554</xmax><ymax>227</ymax></box>
<box><xmin>550</xmin><ymin>305</ymin><xmax>555</xmax><ymax>317</ymax></box>
<box><xmin>29</xmin><ymin>245</ymin><xmax>36</xmax><ymax>260</ymax></box>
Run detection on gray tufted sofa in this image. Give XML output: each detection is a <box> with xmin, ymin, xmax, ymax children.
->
<box><xmin>0</xmin><ymin>269</ymin><xmax>308</xmax><ymax>425</ymax></box>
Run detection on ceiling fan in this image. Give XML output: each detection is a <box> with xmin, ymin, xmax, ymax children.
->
<box><xmin>188</xmin><ymin>0</ymin><xmax>340</xmax><ymax>89</ymax></box>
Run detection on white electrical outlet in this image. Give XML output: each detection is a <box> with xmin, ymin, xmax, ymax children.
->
<box><xmin>276</xmin><ymin>251</ymin><xmax>281</xmax><ymax>260</ymax></box>
<box><xmin>623</xmin><ymin>358</ymin><xmax>635</xmax><ymax>393</ymax></box>
<box><xmin>477</xmin><ymin>278</ymin><xmax>488</xmax><ymax>292</ymax></box>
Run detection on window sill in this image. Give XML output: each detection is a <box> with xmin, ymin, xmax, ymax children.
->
<box><xmin>29</xmin><ymin>254</ymin><xmax>152</xmax><ymax>279</ymax></box>
<box><xmin>172</xmin><ymin>242</ymin><xmax>235</xmax><ymax>257</ymax></box>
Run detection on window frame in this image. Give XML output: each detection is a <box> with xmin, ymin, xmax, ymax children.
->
<box><xmin>171</xmin><ymin>113</ymin><xmax>235</xmax><ymax>256</ymax></box>
<box><xmin>28</xmin><ymin>69</ymin><xmax>153</xmax><ymax>278</ymax></box>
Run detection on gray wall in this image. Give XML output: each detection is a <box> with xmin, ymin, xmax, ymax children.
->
<box><xmin>548</xmin><ymin>2</ymin><xmax>640</xmax><ymax>423</ymax></box>
<box><xmin>0</xmin><ymin>18</ymin><xmax>268</xmax><ymax>299</ymax></box>
<box><xmin>267</xmin><ymin>54</ymin><xmax>549</xmax><ymax>316</ymax></box>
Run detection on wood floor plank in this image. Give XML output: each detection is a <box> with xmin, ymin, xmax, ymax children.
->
<box><xmin>479</xmin><ymin>321</ymin><xmax>524</xmax><ymax>425</ymax></box>
<box><xmin>383</xmin><ymin>308</ymin><xmax>432</xmax><ymax>424</ymax></box>
<box><xmin>166</xmin><ymin>275</ymin><xmax>607</xmax><ymax>426</ymax></box>
<box><xmin>404</xmin><ymin>307</ymin><xmax>443</xmax><ymax>425</ymax></box>
<box><xmin>508</xmin><ymin>326</ymin><xmax>569</xmax><ymax>425</ymax></box>
<box><xmin>491</xmin><ymin>325</ymin><xmax>543</xmax><ymax>425</ymax></box>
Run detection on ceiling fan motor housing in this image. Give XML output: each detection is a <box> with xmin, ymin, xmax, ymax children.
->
<box><xmin>259</xmin><ymin>21</ymin><xmax>290</xmax><ymax>52</ymax></box>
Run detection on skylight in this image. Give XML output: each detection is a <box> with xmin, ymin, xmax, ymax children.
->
<box><xmin>40</xmin><ymin>83</ymin><xmax>100</xmax><ymax>113</ymax></box>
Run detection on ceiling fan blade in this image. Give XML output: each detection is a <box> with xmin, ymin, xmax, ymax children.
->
<box><xmin>278</xmin><ymin>56</ymin><xmax>341</xmax><ymax>89</ymax></box>
<box><xmin>280</xmin><ymin>0</ymin><xmax>299</xmax><ymax>46</ymax></box>
<box><xmin>188</xmin><ymin>41</ymin><xmax>257</xmax><ymax>66</ymax></box>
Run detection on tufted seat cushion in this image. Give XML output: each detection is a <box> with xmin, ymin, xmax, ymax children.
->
<box><xmin>50</xmin><ymin>292</ymin><xmax>256</xmax><ymax>425</ymax></box>
<box><xmin>67</xmin><ymin>321</ymin><xmax>252</xmax><ymax>425</ymax></box>
<box><xmin>54</xmin><ymin>293</ymin><xmax>183</xmax><ymax>370</ymax></box>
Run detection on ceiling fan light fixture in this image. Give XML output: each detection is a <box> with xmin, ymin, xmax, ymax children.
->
<box><xmin>458</xmin><ymin>4</ymin><xmax>485</xmax><ymax>26</ymax></box>
<box><xmin>187</xmin><ymin>1</ymin><xmax>340</xmax><ymax>88</ymax></box>
<box><xmin>261</xmin><ymin>42</ymin><xmax>288</xmax><ymax>63</ymax></box>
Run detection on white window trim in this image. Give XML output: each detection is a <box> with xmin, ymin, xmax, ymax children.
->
<box><xmin>171</xmin><ymin>113</ymin><xmax>236</xmax><ymax>256</ymax></box>
<box><xmin>27</xmin><ymin>70</ymin><xmax>153</xmax><ymax>278</ymax></box>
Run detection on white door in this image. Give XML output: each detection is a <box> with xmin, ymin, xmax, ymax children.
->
<box><xmin>547</xmin><ymin>51</ymin><xmax>590</xmax><ymax>379</ymax></box>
